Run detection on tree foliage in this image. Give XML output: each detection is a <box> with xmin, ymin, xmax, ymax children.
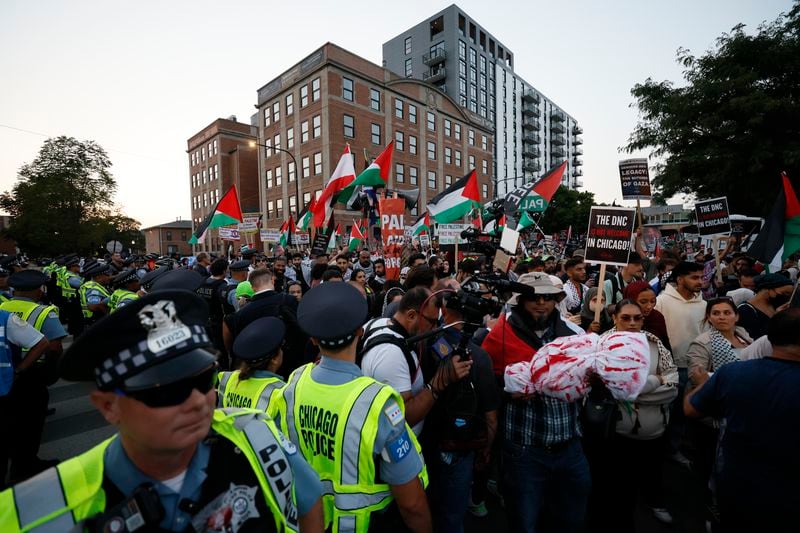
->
<box><xmin>540</xmin><ymin>186</ymin><xmax>596</xmax><ymax>234</ymax></box>
<box><xmin>0</xmin><ymin>136</ymin><xmax>141</xmax><ymax>256</ymax></box>
<box><xmin>624</xmin><ymin>3</ymin><xmax>800</xmax><ymax>215</ymax></box>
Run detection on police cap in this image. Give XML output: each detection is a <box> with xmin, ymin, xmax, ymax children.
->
<box><xmin>232</xmin><ymin>317</ymin><xmax>285</xmax><ymax>362</ymax></box>
<box><xmin>65</xmin><ymin>257</ymin><xmax>81</xmax><ymax>268</ymax></box>
<box><xmin>112</xmin><ymin>269</ymin><xmax>140</xmax><ymax>289</ymax></box>
<box><xmin>242</xmin><ymin>249</ymin><xmax>257</xmax><ymax>259</ymax></box>
<box><xmin>60</xmin><ymin>289</ymin><xmax>215</xmax><ymax>391</ymax></box>
<box><xmin>297</xmin><ymin>282</ymin><xmax>367</xmax><ymax>348</ymax></box>
<box><xmin>83</xmin><ymin>261</ymin><xmax>111</xmax><ymax>278</ymax></box>
<box><xmin>8</xmin><ymin>270</ymin><xmax>49</xmax><ymax>291</ymax></box>
<box><xmin>149</xmin><ymin>269</ymin><xmax>205</xmax><ymax>293</ymax></box>
<box><xmin>140</xmin><ymin>266</ymin><xmax>170</xmax><ymax>292</ymax></box>
<box><xmin>229</xmin><ymin>260</ymin><xmax>250</xmax><ymax>272</ymax></box>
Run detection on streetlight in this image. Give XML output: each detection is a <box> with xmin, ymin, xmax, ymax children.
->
<box><xmin>249</xmin><ymin>140</ymin><xmax>300</xmax><ymax>217</ymax></box>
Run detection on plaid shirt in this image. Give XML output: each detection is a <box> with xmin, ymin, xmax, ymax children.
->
<box><xmin>503</xmin><ymin>312</ymin><xmax>583</xmax><ymax>447</ymax></box>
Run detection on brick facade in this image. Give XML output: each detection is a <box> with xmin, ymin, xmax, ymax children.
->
<box><xmin>143</xmin><ymin>220</ymin><xmax>193</xmax><ymax>257</ymax></box>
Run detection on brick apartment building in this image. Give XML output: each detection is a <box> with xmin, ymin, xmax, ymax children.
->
<box><xmin>143</xmin><ymin>219</ymin><xmax>193</xmax><ymax>257</ymax></box>
<box><xmin>187</xmin><ymin>117</ymin><xmax>259</xmax><ymax>254</ymax></box>
<box><xmin>253</xmin><ymin>43</ymin><xmax>494</xmax><ymax>234</ymax></box>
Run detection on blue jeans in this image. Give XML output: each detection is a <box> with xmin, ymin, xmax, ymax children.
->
<box><xmin>429</xmin><ymin>450</ymin><xmax>474</xmax><ymax>533</ymax></box>
<box><xmin>502</xmin><ymin>439</ymin><xmax>591</xmax><ymax>533</ymax></box>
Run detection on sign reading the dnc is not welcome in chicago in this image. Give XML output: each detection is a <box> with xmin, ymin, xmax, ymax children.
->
<box><xmin>694</xmin><ymin>197</ymin><xmax>731</xmax><ymax>236</ymax></box>
<box><xmin>584</xmin><ymin>206</ymin><xmax>637</xmax><ymax>266</ymax></box>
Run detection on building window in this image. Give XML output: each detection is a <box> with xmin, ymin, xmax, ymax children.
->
<box><xmin>303</xmin><ymin>192</ymin><xmax>311</xmax><ymax>205</ymax></box>
<box><xmin>289</xmin><ymin>196</ymin><xmax>297</xmax><ymax>214</ymax></box>
<box><xmin>395</xmin><ymin>131</ymin><xmax>404</xmax><ymax>151</ymax></box>
<box><xmin>264</xmin><ymin>108</ymin><xmax>270</xmax><ymax>127</ymax></box>
<box><xmin>314</xmin><ymin>152</ymin><xmax>322</xmax><ymax>174</ymax></box>
<box><xmin>455</xmin><ymin>150</ymin><xmax>462</xmax><ymax>167</ymax></box>
<box><xmin>191</xmin><ymin>152</ymin><xmax>196</xmax><ymax>166</ymax></box>
<box><xmin>370</xmin><ymin>89</ymin><xmax>381</xmax><ymax>111</ymax></box>
<box><xmin>302</xmin><ymin>156</ymin><xmax>310</xmax><ymax>178</ymax></box>
<box><xmin>301</xmin><ymin>121</ymin><xmax>309</xmax><ymax>143</ymax></box>
<box><xmin>404</xmin><ymin>36</ymin><xmax>412</xmax><ymax>54</ymax></box>
<box><xmin>275</xmin><ymin>166</ymin><xmax>282</xmax><ymax>186</ymax></box>
<box><xmin>444</xmin><ymin>119</ymin><xmax>451</xmax><ymax>137</ymax></box>
<box><xmin>455</xmin><ymin>124</ymin><xmax>461</xmax><ymax>140</ymax></box>
<box><xmin>459</xmin><ymin>39</ymin><xmax>466</xmax><ymax>58</ymax></box>
<box><xmin>481</xmin><ymin>134</ymin><xmax>488</xmax><ymax>150</ymax></box>
<box><xmin>312</xmin><ymin>115</ymin><xmax>321</xmax><ymax>138</ymax></box>
<box><xmin>202</xmin><ymin>169</ymin><xmax>207</xmax><ymax>183</ymax></box>
<box><xmin>273</xmin><ymin>133</ymin><xmax>281</xmax><ymax>151</ymax></box>
<box><xmin>288</xmin><ymin>161</ymin><xmax>296</xmax><ymax>182</ymax></box>
<box><xmin>342</xmin><ymin>77</ymin><xmax>354</xmax><ymax>101</ymax></box>
<box><xmin>203</xmin><ymin>192</ymin><xmax>207</xmax><ymax>206</ymax></box>
<box><xmin>396</xmin><ymin>163</ymin><xmax>405</xmax><ymax>183</ymax></box>
<box><xmin>371</xmin><ymin>123</ymin><xmax>381</xmax><ymax>145</ymax></box>
<box><xmin>312</xmin><ymin>77</ymin><xmax>320</xmax><ymax>101</ymax></box>
<box><xmin>409</xmin><ymin>166</ymin><xmax>418</xmax><ymax>185</ymax></box>
<box><xmin>266</xmin><ymin>169</ymin><xmax>273</xmax><ymax>188</ymax></box>
<box><xmin>427</xmin><ymin>141</ymin><xmax>436</xmax><ymax>160</ymax></box>
<box><xmin>201</xmin><ymin>147</ymin><xmax>205</xmax><ymax>161</ymax></box>
<box><xmin>409</xmin><ymin>135</ymin><xmax>417</xmax><ymax>155</ymax></box>
<box><xmin>267</xmin><ymin>201</ymin><xmax>274</xmax><ymax>219</ymax></box>
<box><xmin>212</xmin><ymin>140</ymin><xmax>217</xmax><ymax>155</ymax></box>
<box><xmin>427</xmin><ymin>171</ymin><xmax>436</xmax><ymax>190</ymax></box>
<box><xmin>276</xmin><ymin>198</ymin><xmax>283</xmax><ymax>218</ymax></box>
<box><xmin>482</xmin><ymin>184</ymin><xmax>489</xmax><ymax>198</ymax></box>
<box><xmin>468</xmin><ymin>129</ymin><xmax>475</xmax><ymax>146</ymax></box>
<box><xmin>409</xmin><ymin>104</ymin><xmax>417</xmax><ymax>124</ymax></box>
<box><xmin>427</xmin><ymin>111</ymin><xmax>436</xmax><ymax>131</ymax></box>
<box><xmin>264</xmin><ymin>138</ymin><xmax>272</xmax><ymax>157</ymax></box>
<box><xmin>404</xmin><ymin>58</ymin><xmax>412</xmax><ymax>77</ymax></box>
<box><xmin>300</xmin><ymin>85</ymin><xmax>309</xmax><ymax>107</ymax></box>
<box><xmin>444</xmin><ymin>147</ymin><xmax>452</xmax><ymax>164</ymax></box>
<box><xmin>273</xmin><ymin>101</ymin><xmax>280</xmax><ymax>122</ymax></box>
<box><xmin>286</xmin><ymin>93</ymin><xmax>294</xmax><ymax>115</ymax></box>
<box><xmin>469</xmin><ymin>155</ymin><xmax>475</xmax><ymax>168</ymax></box>
<box><xmin>445</xmin><ymin>174</ymin><xmax>452</xmax><ymax>186</ymax></box>
<box><xmin>395</xmin><ymin>98</ymin><xmax>403</xmax><ymax>119</ymax></box>
<box><xmin>482</xmin><ymin>159</ymin><xmax>488</xmax><ymax>174</ymax></box>
<box><xmin>287</xmin><ymin>127</ymin><xmax>294</xmax><ymax>149</ymax></box>
<box><xmin>343</xmin><ymin>115</ymin><xmax>355</xmax><ymax>138</ymax></box>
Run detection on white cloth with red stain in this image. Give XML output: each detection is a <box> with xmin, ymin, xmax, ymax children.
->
<box><xmin>503</xmin><ymin>331</ymin><xmax>650</xmax><ymax>402</ymax></box>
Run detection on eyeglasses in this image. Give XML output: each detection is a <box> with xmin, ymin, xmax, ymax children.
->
<box><xmin>618</xmin><ymin>314</ymin><xmax>644</xmax><ymax>322</ymax></box>
<box><xmin>530</xmin><ymin>294</ymin><xmax>559</xmax><ymax>302</ymax></box>
<box><xmin>116</xmin><ymin>364</ymin><xmax>217</xmax><ymax>408</ymax></box>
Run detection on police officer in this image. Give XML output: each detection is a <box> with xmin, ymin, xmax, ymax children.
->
<box><xmin>0</xmin><ymin>270</ymin><xmax>67</xmax><ymax>484</ymax></box>
<box><xmin>229</xmin><ymin>259</ymin><xmax>251</xmax><ymax>292</ymax></box>
<box><xmin>0</xmin><ymin>289</ymin><xmax>324</xmax><ymax>531</ymax></box>
<box><xmin>108</xmin><ymin>269</ymin><xmax>140</xmax><ymax>313</ymax></box>
<box><xmin>79</xmin><ymin>261</ymin><xmax>112</xmax><ymax>326</ymax></box>
<box><xmin>274</xmin><ymin>282</ymin><xmax>432</xmax><ymax>533</ymax></box>
<box><xmin>139</xmin><ymin>265</ymin><xmax>171</xmax><ymax>294</ymax></box>
<box><xmin>218</xmin><ymin>317</ymin><xmax>286</xmax><ymax>414</ymax></box>
<box><xmin>197</xmin><ymin>259</ymin><xmax>236</xmax><ymax>364</ymax></box>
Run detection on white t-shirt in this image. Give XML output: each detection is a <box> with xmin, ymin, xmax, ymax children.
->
<box><xmin>360</xmin><ymin>318</ymin><xmax>425</xmax><ymax>435</ymax></box>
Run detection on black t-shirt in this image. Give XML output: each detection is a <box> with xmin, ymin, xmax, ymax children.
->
<box><xmin>690</xmin><ymin>357</ymin><xmax>800</xmax><ymax>527</ymax></box>
<box><xmin>736</xmin><ymin>302</ymin><xmax>770</xmax><ymax>340</ymax></box>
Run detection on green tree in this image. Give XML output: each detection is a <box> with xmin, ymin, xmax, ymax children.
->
<box><xmin>539</xmin><ymin>186</ymin><xmax>596</xmax><ymax>234</ymax></box>
<box><xmin>0</xmin><ymin>136</ymin><xmax>139</xmax><ymax>256</ymax></box>
<box><xmin>624</xmin><ymin>4</ymin><xmax>800</xmax><ymax>216</ymax></box>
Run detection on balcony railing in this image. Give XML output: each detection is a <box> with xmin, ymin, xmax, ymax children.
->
<box><xmin>573</xmin><ymin>168</ymin><xmax>583</xmax><ymax>177</ymax></box>
<box><xmin>573</xmin><ymin>147</ymin><xmax>583</xmax><ymax>156</ymax></box>
<box><xmin>551</xmin><ymin>122</ymin><xmax>565</xmax><ymax>134</ymax></box>
<box><xmin>522</xmin><ymin>161</ymin><xmax>541</xmax><ymax>173</ymax></box>
<box><xmin>522</xmin><ymin>117</ymin><xmax>540</xmax><ymax>130</ymax></box>
<box><xmin>423</xmin><ymin>67</ymin><xmax>446</xmax><ymax>83</ymax></box>
<box><xmin>573</xmin><ymin>157</ymin><xmax>583</xmax><ymax>166</ymax></box>
<box><xmin>574</xmin><ymin>179</ymin><xmax>584</xmax><ymax>188</ymax></box>
<box><xmin>422</xmin><ymin>49</ymin><xmax>447</xmax><ymax>66</ymax></box>
<box><xmin>522</xmin><ymin>89</ymin><xmax>541</xmax><ymax>104</ymax></box>
<box><xmin>551</xmin><ymin>147</ymin><xmax>566</xmax><ymax>158</ymax></box>
<box><xmin>573</xmin><ymin>125</ymin><xmax>583</xmax><ymax>135</ymax></box>
<box><xmin>550</xmin><ymin>133</ymin><xmax>566</xmax><ymax>146</ymax></box>
<box><xmin>574</xmin><ymin>135</ymin><xmax>583</xmax><ymax>145</ymax></box>
<box><xmin>551</xmin><ymin>110</ymin><xmax>566</xmax><ymax>122</ymax></box>
<box><xmin>521</xmin><ymin>146</ymin><xmax>541</xmax><ymax>159</ymax></box>
<box><xmin>521</xmin><ymin>103</ymin><xmax>540</xmax><ymax>117</ymax></box>
<box><xmin>522</xmin><ymin>132</ymin><xmax>541</xmax><ymax>144</ymax></box>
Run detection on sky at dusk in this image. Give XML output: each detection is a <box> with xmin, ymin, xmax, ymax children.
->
<box><xmin>0</xmin><ymin>0</ymin><xmax>793</xmax><ymax>227</ymax></box>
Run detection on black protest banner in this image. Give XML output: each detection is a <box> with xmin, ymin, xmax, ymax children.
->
<box><xmin>584</xmin><ymin>207</ymin><xmax>637</xmax><ymax>266</ymax></box>
<box><xmin>618</xmin><ymin>158</ymin><xmax>651</xmax><ymax>199</ymax></box>
<box><xmin>694</xmin><ymin>197</ymin><xmax>731</xmax><ymax>236</ymax></box>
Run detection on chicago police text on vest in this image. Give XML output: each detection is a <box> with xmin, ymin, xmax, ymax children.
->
<box><xmin>298</xmin><ymin>404</ymin><xmax>338</xmax><ymax>460</ymax></box>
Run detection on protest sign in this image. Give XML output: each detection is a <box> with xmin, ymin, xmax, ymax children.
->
<box><xmin>618</xmin><ymin>158</ymin><xmax>651</xmax><ymax>199</ymax></box>
<box><xmin>437</xmin><ymin>223</ymin><xmax>469</xmax><ymax>245</ymax></box>
<box><xmin>310</xmin><ymin>232</ymin><xmax>330</xmax><ymax>256</ymax></box>
<box><xmin>694</xmin><ymin>197</ymin><xmax>731</xmax><ymax>236</ymax></box>
<box><xmin>238</xmin><ymin>213</ymin><xmax>260</xmax><ymax>234</ymax></box>
<box><xmin>259</xmin><ymin>229</ymin><xmax>280</xmax><ymax>243</ymax></box>
<box><xmin>294</xmin><ymin>232</ymin><xmax>310</xmax><ymax>245</ymax></box>
<box><xmin>584</xmin><ymin>206</ymin><xmax>637</xmax><ymax>266</ymax></box>
<box><xmin>419</xmin><ymin>234</ymin><xmax>431</xmax><ymax>248</ymax></box>
<box><xmin>380</xmin><ymin>198</ymin><xmax>406</xmax><ymax>280</ymax></box>
<box><xmin>218</xmin><ymin>227</ymin><xmax>240</xmax><ymax>241</ymax></box>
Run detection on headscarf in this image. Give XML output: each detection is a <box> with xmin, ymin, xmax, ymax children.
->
<box><xmin>623</xmin><ymin>280</ymin><xmax>671</xmax><ymax>350</ymax></box>
<box><xmin>580</xmin><ymin>287</ymin><xmax>613</xmax><ymax>331</ymax></box>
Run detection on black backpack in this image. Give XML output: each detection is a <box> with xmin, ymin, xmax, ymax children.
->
<box><xmin>356</xmin><ymin>321</ymin><xmax>418</xmax><ymax>382</ymax></box>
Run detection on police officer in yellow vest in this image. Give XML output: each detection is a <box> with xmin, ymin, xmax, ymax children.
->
<box><xmin>108</xmin><ymin>269</ymin><xmax>140</xmax><ymax>313</ymax></box>
<box><xmin>275</xmin><ymin>282</ymin><xmax>432</xmax><ymax>533</ymax></box>
<box><xmin>0</xmin><ymin>268</ymin><xmax>11</xmax><ymax>303</ymax></box>
<box><xmin>0</xmin><ymin>288</ymin><xmax>324</xmax><ymax>532</ymax></box>
<box><xmin>78</xmin><ymin>261</ymin><xmax>112</xmax><ymax>325</ymax></box>
<box><xmin>218</xmin><ymin>317</ymin><xmax>286</xmax><ymax>415</ymax></box>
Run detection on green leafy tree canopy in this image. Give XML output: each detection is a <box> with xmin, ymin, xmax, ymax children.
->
<box><xmin>540</xmin><ymin>186</ymin><xmax>597</xmax><ymax>234</ymax></box>
<box><xmin>624</xmin><ymin>3</ymin><xmax>800</xmax><ymax>215</ymax></box>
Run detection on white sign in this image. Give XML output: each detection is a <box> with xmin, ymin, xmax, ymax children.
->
<box><xmin>218</xmin><ymin>227</ymin><xmax>240</xmax><ymax>241</ymax></box>
<box><xmin>437</xmin><ymin>224</ymin><xmax>469</xmax><ymax>245</ymax></box>
<box><xmin>238</xmin><ymin>216</ymin><xmax>260</xmax><ymax>234</ymax></box>
<box><xmin>419</xmin><ymin>234</ymin><xmax>431</xmax><ymax>248</ymax></box>
<box><xmin>294</xmin><ymin>232</ymin><xmax>310</xmax><ymax>245</ymax></box>
<box><xmin>259</xmin><ymin>229</ymin><xmax>280</xmax><ymax>243</ymax></box>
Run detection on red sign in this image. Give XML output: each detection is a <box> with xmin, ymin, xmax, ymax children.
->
<box><xmin>379</xmin><ymin>198</ymin><xmax>406</xmax><ymax>280</ymax></box>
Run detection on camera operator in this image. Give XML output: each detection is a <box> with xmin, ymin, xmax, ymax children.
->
<box><xmin>421</xmin><ymin>288</ymin><xmax>499</xmax><ymax>532</ymax></box>
<box><xmin>480</xmin><ymin>272</ymin><xmax>588</xmax><ymax>533</ymax></box>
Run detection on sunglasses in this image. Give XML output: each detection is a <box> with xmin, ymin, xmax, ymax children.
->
<box><xmin>529</xmin><ymin>294</ymin><xmax>559</xmax><ymax>302</ymax></box>
<box><xmin>116</xmin><ymin>364</ymin><xmax>217</xmax><ymax>408</ymax></box>
<box><xmin>618</xmin><ymin>314</ymin><xmax>644</xmax><ymax>322</ymax></box>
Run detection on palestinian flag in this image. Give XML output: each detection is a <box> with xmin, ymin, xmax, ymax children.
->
<box><xmin>313</xmin><ymin>145</ymin><xmax>356</xmax><ymax>228</ymax></box>
<box><xmin>410</xmin><ymin>212</ymin><xmax>431</xmax><ymax>236</ymax></box>
<box><xmin>427</xmin><ymin>170</ymin><xmax>482</xmax><ymax>224</ymax></box>
<box><xmin>514</xmin><ymin>161</ymin><xmax>566</xmax><ymax>214</ymax></box>
<box><xmin>517</xmin><ymin>211</ymin><xmax>536</xmax><ymax>231</ymax></box>
<box><xmin>297</xmin><ymin>197</ymin><xmax>316</xmax><ymax>231</ymax></box>
<box><xmin>748</xmin><ymin>172</ymin><xmax>800</xmax><ymax>272</ymax></box>
<box><xmin>348</xmin><ymin>220</ymin><xmax>365</xmax><ymax>252</ymax></box>
<box><xmin>189</xmin><ymin>185</ymin><xmax>244</xmax><ymax>244</ymax></box>
<box><xmin>337</xmin><ymin>141</ymin><xmax>394</xmax><ymax>205</ymax></box>
<box><xmin>279</xmin><ymin>217</ymin><xmax>296</xmax><ymax>247</ymax></box>
<box><xmin>487</xmin><ymin>215</ymin><xmax>507</xmax><ymax>235</ymax></box>
<box><xmin>327</xmin><ymin>223</ymin><xmax>341</xmax><ymax>251</ymax></box>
